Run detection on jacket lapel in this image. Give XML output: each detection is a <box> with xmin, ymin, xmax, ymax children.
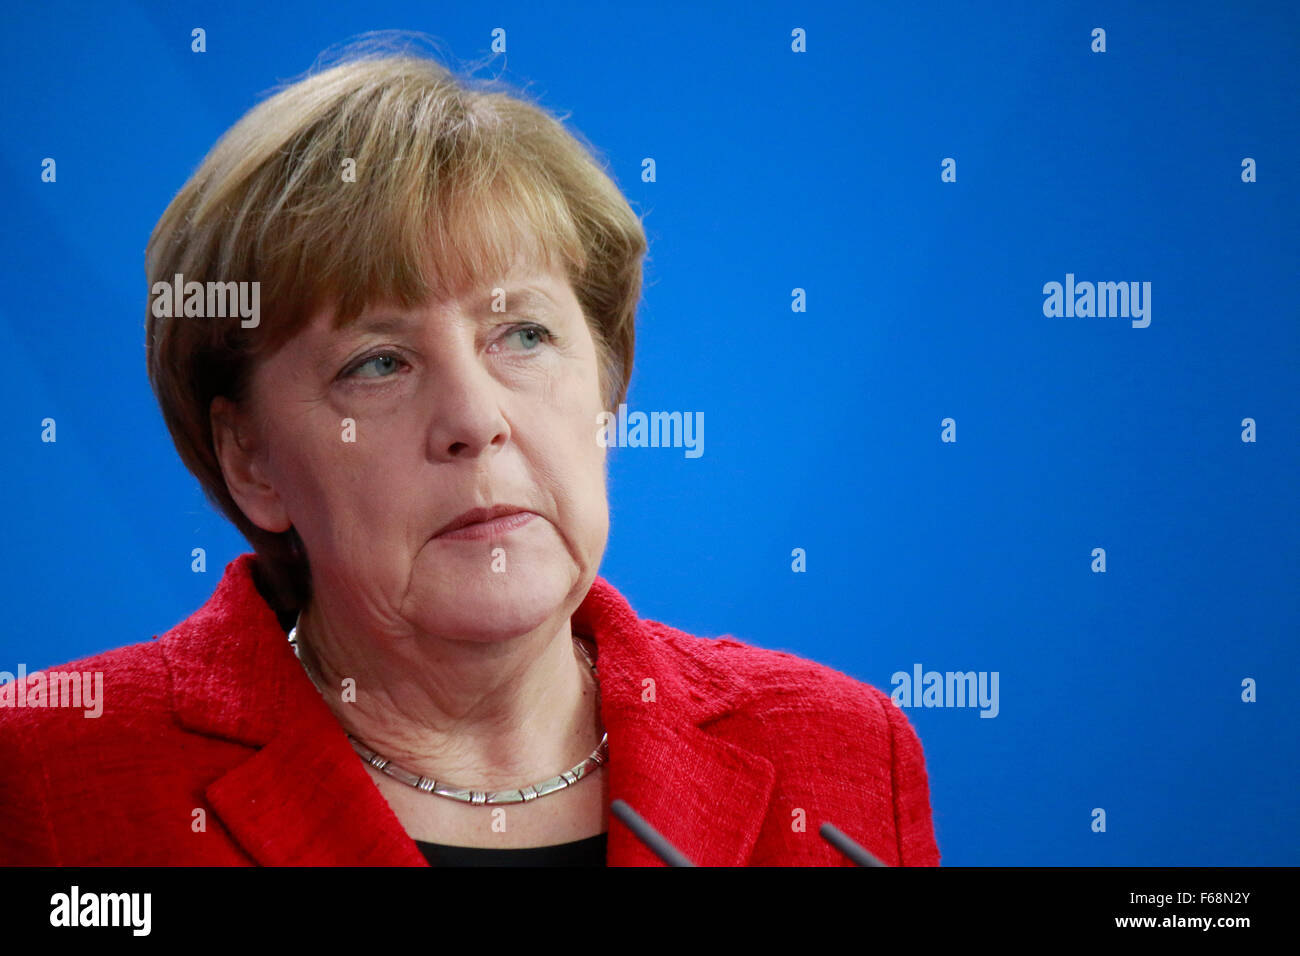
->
<box><xmin>162</xmin><ymin>555</ymin><xmax>775</xmax><ymax>866</ymax></box>
<box><xmin>602</xmin><ymin>708</ymin><xmax>776</xmax><ymax>866</ymax></box>
<box><xmin>203</xmin><ymin>708</ymin><xmax>429</xmax><ymax>866</ymax></box>
<box><xmin>574</xmin><ymin>580</ymin><xmax>777</xmax><ymax>866</ymax></box>
<box><xmin>162</xmin><ymin>555</ymin><xmax>426</xmax><ymax>866</ymax></box>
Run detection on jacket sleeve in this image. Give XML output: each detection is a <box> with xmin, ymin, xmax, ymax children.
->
<box><xmin>881</xmin><ymin>696</ymin><xmax>941</xmax><ymax>866</ymax></box>
<box><xmin>0</xmin><ymin>709</ymin><xmax>63</xmax><ymax>865</ymax></box>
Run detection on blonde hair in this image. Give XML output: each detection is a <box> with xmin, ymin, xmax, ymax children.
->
<box><xmin>145</xmin><ymin>47</ymin><xmax>647</xmax><ymax>614</ymax></box>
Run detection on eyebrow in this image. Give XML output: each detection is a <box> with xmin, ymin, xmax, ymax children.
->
<box><xmin>314</xmin><ymin>285</ymin><xmax>564</xmax><ymax>376</ymax></box>
<box><xmin>346</xmin><ymin>286</ymin><xmax>560</xmax><ymax>336</ymax></box>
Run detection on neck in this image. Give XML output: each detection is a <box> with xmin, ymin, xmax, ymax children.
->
<box><xmin>294</xmin><ymin>596</ymin><xmax>602</xmax><ymax>789</ymax></box>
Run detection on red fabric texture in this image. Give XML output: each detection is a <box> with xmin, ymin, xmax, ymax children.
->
<box><xmin>0</xmin><ymin>553</ymin><xmax>940</xmax><ymax>866</ymax></box>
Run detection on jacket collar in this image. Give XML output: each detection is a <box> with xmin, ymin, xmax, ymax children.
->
<box><xmin>160</xmin><ymin>554</ymin><xmax>775</xmax><ymax>866</ymax></box>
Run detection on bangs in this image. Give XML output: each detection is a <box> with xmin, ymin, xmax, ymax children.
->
<box><xmin>235</xmin><ymin>89</ymin><xmax>589</xmax><ymax>352</ymax></box>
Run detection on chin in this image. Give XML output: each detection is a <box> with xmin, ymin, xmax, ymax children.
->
<box><xmin>413</xmin><ymin>562</ymin><xmax>577</xmax><ymax>642</ymax></box>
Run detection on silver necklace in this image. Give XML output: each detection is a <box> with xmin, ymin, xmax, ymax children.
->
<box><xmin>287</xmin><ymin>612</ymin><xmax>608</xmax><ymax>805</ymax></box>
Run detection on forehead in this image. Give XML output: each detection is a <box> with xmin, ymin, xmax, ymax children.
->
<box><xmin>308</xmin><ymin>262</ymin><xmax>577</xmax><ymax>340</ymax></box>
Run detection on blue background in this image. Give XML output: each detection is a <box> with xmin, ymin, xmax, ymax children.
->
<box><xmin>0</xmin><ymin>1</ymin><xmax>1295</xmax><ymax>865</ymax></box>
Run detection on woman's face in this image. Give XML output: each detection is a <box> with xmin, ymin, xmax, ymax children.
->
<box><xmin>214</xmin><ymin>257</ymin><xmax>610</xmax><ymax>642</ymax></box>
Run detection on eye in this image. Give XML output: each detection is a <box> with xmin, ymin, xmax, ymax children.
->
<box><xmin>343</xmin><ymin>352</ymin><xmax>406</xmax><ymax>380</ymax></box>
<box><xmin>499</xmin><ymin>324</ymin><xmax>555</xmax><ymax>353</ymax></box>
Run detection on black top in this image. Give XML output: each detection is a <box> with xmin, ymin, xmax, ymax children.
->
<box><xmin>415</xmin><ymin>832</ymin><xmax>607</xmax><ymax>867</ymax></box>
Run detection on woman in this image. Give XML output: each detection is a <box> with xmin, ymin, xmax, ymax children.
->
<box><xmin>0</xmin><ymin>50</ymin><xmax>940</xmax><ymax>866</ymax></box>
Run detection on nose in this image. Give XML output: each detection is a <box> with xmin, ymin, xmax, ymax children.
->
<box><xmin>423</xmin><ymin>340</ymin><xmax>512</xmax><ymax>462</ymax></box>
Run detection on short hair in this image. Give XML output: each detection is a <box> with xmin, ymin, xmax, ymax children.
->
<box><xmin>145</xmin><ymin>50</ymin><xmax>647</xmax><ymax>616</ymax></box>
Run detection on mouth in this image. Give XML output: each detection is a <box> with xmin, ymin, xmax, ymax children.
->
<box><xmin>434</xmin><ymin>505</ymin><xmax>538</xmax><ymax>540</ymax></box>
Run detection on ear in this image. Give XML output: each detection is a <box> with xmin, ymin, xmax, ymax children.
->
<box><xmin>210</xmin><ymin>395</ymin><xmax>292</xmax><ymax>534</ymax></box>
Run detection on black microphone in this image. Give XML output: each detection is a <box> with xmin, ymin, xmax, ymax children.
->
<box><xmin>610</xmin><ymin>799</ymin><xmax>696</xmax><ymax>866</ymax></box>
<box><xmin>819</xmin><ymin>822</ymin><xmax>890</xmax><ymax>866</ymax></box>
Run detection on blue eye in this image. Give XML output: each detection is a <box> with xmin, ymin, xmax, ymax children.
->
<box><xmin>346</xmin><ymin>353</ymin><xmax>404</xmax><ymax>379</ymax></box>
<box><xmin>341</xmin><ymin>325</ymin><xmax>553</xmax><ymax>382</ymax></box>
<box><xmin>506</xmin><ymin>325</ymin><xmax>551</xmax><ymax>351</ymax></box>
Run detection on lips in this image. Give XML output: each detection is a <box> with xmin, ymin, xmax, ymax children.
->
<box><xmin>434</xmin><ymin>505</ymin><xmax>533</xmax><ymax>538</ymax></box>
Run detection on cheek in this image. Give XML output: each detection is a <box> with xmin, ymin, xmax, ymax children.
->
<box><xmin>276</xmin><ymin>417</ymin><xmax>384</xmax><ymax>517</ymax></box>
<box><xmin>538</xmin><ymin>371</ymin><xmax>607</xmax><ymax>515</ymax></box>
<box><xmin>568</xmin><ymin>388</ymin><xmax>606</xmax><ymax>483</ymax></box>
<box><xmin>540</xmin><ymin>351</ymin><xmax>602</xmax><ymax>451</ymax></box>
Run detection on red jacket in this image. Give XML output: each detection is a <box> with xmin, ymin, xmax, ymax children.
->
<box><xmin>0</xmin><ymin>554</ymin><xmax>940</xmax><ymax>866</ymax></box>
